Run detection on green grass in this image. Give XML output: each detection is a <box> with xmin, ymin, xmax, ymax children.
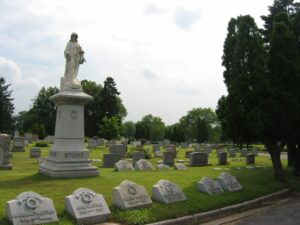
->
<box><xmin>0</xmin><ymin>143</ymin><xmax>298</xmax><ymax>225</ymax></box>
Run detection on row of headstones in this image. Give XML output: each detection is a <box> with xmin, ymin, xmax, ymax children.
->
<box><xmin>6</xmin><ymin>172</ymin><xmax>241</xmax><ymax>225</ymax></box>
<box><xmin>114</xmin><ymin>159</ymin><xmax>188</xmax><ymax>171</ymax></box>
<box><xmin>88</xmin><ymin>139</ymin><xmax>129</xmax><ymax>148</ymax></box>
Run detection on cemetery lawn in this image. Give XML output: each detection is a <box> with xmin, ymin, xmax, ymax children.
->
<box><xmin>0</xmin><ymin>144</ymin><xmax>299</xmax><ymax>225</ymax></box>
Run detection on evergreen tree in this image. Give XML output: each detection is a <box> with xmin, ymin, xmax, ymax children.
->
<box><xmin>0</xmin><ymin>76</ymin><xmax>15</xmax><ymax>134</ymax></box>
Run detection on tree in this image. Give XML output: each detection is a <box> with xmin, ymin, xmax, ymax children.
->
<box><xmin>100</xmin><ymin>77</ymin><xmax>127</xmax><ymax>123</ymax></box>
<box><xmin>135</xmin><ymin>114</ymin><xmax>165</xmax><ymax>141</ymax></box>
<box><xmin>121</xmin><ymin>121</ymin><xmax>136</xmax><ymax>139</ymax></box>
<box><xmin>217</xmin><ymin>15</ymin><xmax>266</xmax><ymax>147</ymax></box>
<box><xmin>179</xmin><ymin>108</ymin><xmax>218</xmax><ymax>142</ymax></box>
<box><xmin>29</xmin><ymin>86</ymin><xmax>59</xmax><ymax>135</ymax></box>
<box><xmin>81</xmin><ymin>80</ymin><xmax>103</xmax><ymax>137</ymax></box>
<box><xmin>0</xmin><ymin>76</ymin><xmax>15</xmax><ymax>134</ymax></box>
<box><xmin>196</xmin><ymin>118</ymin><xmax>209</xmax><ymax>143</ymax></box>
<box><xmin>165</xmin><ymin>123</ymin><xmax>186</xmax><ymax>143</ymax></box>
<box><xmin>98</xmin><ymin>116</ymin><xmax>120</xmax><ymax>140</ymax></box>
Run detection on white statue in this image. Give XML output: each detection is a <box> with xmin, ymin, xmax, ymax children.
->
<box><xmin>64</xmin><ymin>32</ymin><xmax>85</xmax><ymax>89</ymax></box>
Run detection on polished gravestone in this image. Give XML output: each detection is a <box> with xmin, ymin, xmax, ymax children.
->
<box><xmin>6</xmin><ymin>191</ymin><xmax>58</xmax><ymax>225</ymax></box>
<box><xmin>217</xmin><ymin>172</ymin><xmax>242</xmax><ymax>191</ymax></box>
<box><xmin>102</xmin><ymin>153</ymin><xmax>123</xmax><ymax>168</ymax></box>
<box><xmin>246</xmin><ymin>153</ymin><xmax>255</xmax><ymax>165</ymax></box>
<box><xmin>218</xmin><ymin>152</ymin><xmax>227</xmax><ymax>165</ymax></box>
<box><xmin>65</xmin><ymin>188</ymin><xmax>111</xmax><ymax>224</ymax></box>
<box><xmin>189</xmin><ymin>152</ymin><xmax>208</xmax><ymax>166</ymax></box>
<box><xmin>196</xmin><ymin>177</ymin><xmax>224</xmax><ymax>195</ymax></box>
<box><xmin>112</xmin><ymin>180</ymin><xmax>152</xmax><ymax>210</ymax></box>
<box><xmin>152</xmin><ymin>179</ymin><xmax>186</xmax><ymax>204</ymax></box>
<box><xmin>114</xmin><ymin>160</ymin><xmax>134</xmax><ymax>172</ymax></box>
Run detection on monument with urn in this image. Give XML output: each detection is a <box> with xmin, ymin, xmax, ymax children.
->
<box><xmin>39</xmin><ymin>33</ymin><xmax>99</xmax><ymax>178</ymax></box>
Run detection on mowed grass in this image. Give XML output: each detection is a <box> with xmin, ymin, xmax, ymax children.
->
<box><xmin>0</xmin><ymin>143</ymin><xmax>297</xmax><ymax>225</ymax></box>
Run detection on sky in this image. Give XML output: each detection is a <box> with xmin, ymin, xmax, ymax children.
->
<box><xmin>0</xmin><ymin>0</ymin><xmax>274</xmax><ymax>125</ymax></box>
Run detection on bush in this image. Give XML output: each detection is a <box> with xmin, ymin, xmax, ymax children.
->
<box><xmin>35</xmin><ymin>141</ymin><xmax>49</xmax><ymax>147</ymax></box>
<box><xmin>127</xmin><ymin>147</ymin><xmax>152</xmax><ymax>159</ymax></box>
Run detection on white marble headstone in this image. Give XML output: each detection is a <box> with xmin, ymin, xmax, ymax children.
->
<box><xmin>196</xmin><ymin>177</ymin><xmax>224</xmax><ymax>195</ymax></box>
<box><xmin>65</xmin><ymin>188</ymin><xmax>111</xmax><ymax>224</ymax></box>
<box><xmin>135</xmin><ymin>159</ymin><xmax>154</xmax><ymax>171</ymax></box>
<box><xmin>152</xmin><ymin>179</ymin><xmax>186</xmax><ymax>204</ymax></box>
<box><xmin>6</xmin><ymin>191</ymin><xmax>58</xmax><ymax>225</ymax></box>
<box><xmin>114</xmin><ymin>160</ymin><xmax>134</xmax><ymax>172</ymax></box>
<box><xmin>112</xmin><ymin>180</ymin><xmax>152</xmax><ymax>210</ymax></box>
<box><xmin>217</xmin><ymin>172</ymin><xmax>242</xmax><ymax>191</ymax></box>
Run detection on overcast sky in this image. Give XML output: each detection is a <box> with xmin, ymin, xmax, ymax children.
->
<box><xmin>0</xmin><ymin>0</ymin><xmax>274</xmax><ymax>125</ymax></box>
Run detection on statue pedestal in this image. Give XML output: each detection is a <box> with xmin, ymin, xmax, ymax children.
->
<box><xmin>39</xmin><ymin>88</ymin><xmax>99</xmax><ymax>178</ymax></box>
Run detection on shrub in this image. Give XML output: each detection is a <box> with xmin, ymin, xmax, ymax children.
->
<box><xmin>35</xmin><ymin>141</ymin><xmax>49</xmax><ymax>147</ymax></box>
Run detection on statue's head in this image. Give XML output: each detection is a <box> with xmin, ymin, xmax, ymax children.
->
<box><xmin>70</xmin><ymin>32</ymin><xmax>78</xmax><ymax>42</ymax></box>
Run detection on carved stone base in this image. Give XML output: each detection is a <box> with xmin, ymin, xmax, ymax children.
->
<box><xmin>39</xmin><ymin>88</ymin><xmax>99</xmax><ymax>178</ymax></box>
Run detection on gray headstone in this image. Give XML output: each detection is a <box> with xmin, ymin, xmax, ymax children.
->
<box><xmin>246</xmin><ymin>153</ymin><xmax>255</xmax><ymax>165</ymax></box>
<box><xmin>154</xmin><ymin>151</ymin><xmax>163</xmax><ymax>158</ymax></box>
<box><xmin>217</xmin><ymin>172</ymin><xmax>242</xmax><ymax>191</ymax></box>
<box><xmin>132</xmin><ymin>151</ymin><xmax>145</xmax><ymax>166</ymax></box>
<box><xmin>196</xmin><ymin>177</ymin><xmax>224</xmax><ymax>195</ymax></box>
<box><xmin>65</xmin><ymin>188</ymin><xmax>111</xmax><ymax>224</ymax></box>
<box><xmin>252</xmin><ymin>149</ymin><xmax>258</xmax><ymax>156</ymax></box>
<box><xmin>30</xmin><ymin>147</ymin><xmax>41</xmax><ymax>158</ymax></box>
<box><xmin>152</xmin><ymin>179</ymin><xmax>187</xmax><ymax>204</ymax></box>
<box><xmin>189</xmin><ymin>152</ymin><xmax>208</xmax><ymax>166</ymax></box>
<box><xmin>240</xmin><ymin>148</ymin><xmax>248</xmax><ymax>157</ymax></box>
<box><xmin>109</xmin><ymin>144</ymin><xmax>127</xmax><ymax>155</ymax></box>
<box><xmin>112</xmin><ymin>180</ymin><xmax>152</xmax><ymax>210</ymax></box>
<box><xmin>157</xmin><ymin>164</ymin><xmax>170</xmax><ymax>170</ymax></box>
<box><xmin>0</xmin><ymin>134</ymin><xmax>12</xmax><ymax>169</ymax></box>
<box><xmin>181</xmin><ymin>143</ymin><xmax>188</xmax><ymax>148</ymax></box>
<box><xmin>45</xmin><ymin>136</ymin><xmax>54</xmax><ymax>144</ymax></box>
<box><xmin>102</xmin><ymin>154</ymin><xmax>123</xmax><ymax>168</ymax></box>
<box><xmin>163</xmin><ymin>151</ymin><xmax>174</xmax><ymax>166</ymax></box>
<box><xmin>135</xmin><ymin>159</ymin><xmax>154</xmax><ymax>171</ymax></box>
<box><xmin>24</xmin><ymin>133</ymin><xmax>33</xmax><ymax>142</ymax></box>
<box><xmin>218</xmin><ymin>152</ymin><xmax>227</xmax><ymax>165</ymax></box>
<box><xmin>152</xmin><ymin>144</ymin><xmax>160</xmax><ymax>152</ymax></box>
<box><xmin>12</xmin><ymin>137</ymin><xmax>25</xmax><ymax>152</ymax></box>
<box><xmin>228</xmin><ymin>148</ymin><xmax>236</xmax><ymax>157</ymax></box>
<box><xmin>6</xmin><ymin>191</ymin><xmax>58</xmax><ymax>225</ymax></box>
<box><xmin>114</xmin><ymin>160</ymin><xmax>134</xmax><ymax>172</ymax></box>
<box><xmin>88</xmin><ymin>139</ymin><xmax>97</xmax><ymax>148</ymax></box>
<box><xmin>174</xmin><ymin>163</ymin><xmax>187</xmax><ymax>170</ymax></box>
<box><xmin>96</xmin><ymin>138</ymin><xmax>105</xmax><ymax>146</ymax></box>
<box><xmin>185</xmin><ymin>151</ymin><xmax>193</xmax><ymax>158</ymax></box>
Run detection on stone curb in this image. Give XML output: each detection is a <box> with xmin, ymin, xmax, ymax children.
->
<box><xmin>147</xmin><ymin>188</ymin><xmax>289</xmax><ymax>225</ymax></box>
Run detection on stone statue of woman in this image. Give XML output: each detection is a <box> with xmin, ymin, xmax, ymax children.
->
<box><xmin>64</xmin><ymin>32</ymin><xmax>85</xmax><ymax>89</ymax></box>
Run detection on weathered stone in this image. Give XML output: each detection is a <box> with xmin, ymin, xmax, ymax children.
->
<box><xmin>30</xmin><ymin>147</ymin><xmax>41</xmax><ymax>158</ymax></box>
<box><xmin>96</xmin><ymin>138</ymin><xmax>105</xmax><ymax>146</ymax></box>
<box><xmin>154</xmin><ymin>151</ymin><xmax>163</xmax><ymax>158</ymax></box>
<box><xmin>163</xmin><ymin>151</ymin><xmax>174</xmax><ymax>166</ymax></box>
<box><xmin>174</xmin><ymin>163</ymin><xmax>187</xmax><ymax>170</ymax></box>
<box><xmin>157</xmin><ymin>164</ymin><xmax>170</xmax><ymax>170</ymax></box>
<box><xmin>6</xmin><ymin>191</ymin><xmax>58</xmax><ymax>225</ymax></box>
<box><xmin>189</xmin><ymin>152</ymin><xmax>208</xmax><ymax>166</ymax></box>
<box><xmin>152</xmin><ymin>179</ymin><xmax>186</xmax><ymax>204</ymax></box>
<box><xmin>132</xmin><ymin>151</ymin><xmax>145</xmax><ymax>166</ymax></box>
<box><xmin>112</xmin><ymin>180</ymin><xmax>152</xmax><ymax>210</ymax></box>
<box><xmin>45</xmin><ymin>136</ymin><xmax>54</xmax><ymax>144</ymax></box>
<box><xmin>0</xmin><ymin>134</ymin><xmax>12</xmax><ymax>169</ymax></box>
<box><xmin>196</xmin><ymin>177</ymin><xmax>224</xmax><ymax>195</ymax></box>
<box><xmin>88</xmin><ymin>139</ymin><xmax>97</xmax><ymax>148</ymax></box>
<box><xmin>135</xmin><ymin>159</ymin><xmax>154</xmax><ymax>171</ymax></box>
<box><xmin>152</xmin><ymin>144</ymin><xmax>160</xmax><ymax>152</ymax></box>
<box><xmin>228</xmin><ymin>148</ymin><xmax>236</xmax><ymax>157</ymax></box>
<box><xmin>102</xmin><ymin>154</ymin><xmax>123</xmax><ymax>168</ymax></box>
<box><xmin>65</xmin><ymin>188</ymin><xmax>111</xmax><ymax>224</ymax></box>
<box><xmin>240</xmin><ymin>148</ymin><xmax>248</xmax><ymax>157</ymax></box>
<box><xmin>114</xmin><ymin>160</ymin><xmax>134</xmax><ymax>172</ymax></box>
<box><xmin>12</xmin><ymin>137</ymin><xmax>25</xmax><ymax>152</ymax></box>
<box><xmin>185</xmin><ymin>150</ymin><xmax>193</xmax><ymax>158</ymax></box>
<box><xmin>217</xmin><ymin>172</ymin><xmax>242</xmax><ymax>191</ymax></box>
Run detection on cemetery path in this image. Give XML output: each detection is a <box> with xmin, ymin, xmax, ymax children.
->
<box><xmin>201</xmin><ymin>193</ymin><xmax>300</xmax><ymax>225</ymax></box>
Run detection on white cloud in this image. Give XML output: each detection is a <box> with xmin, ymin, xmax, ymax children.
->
<box><xmin>174</xmin><ymin>6</ymin><xmax>201</xmax><ymax>31</ymax></box>
<box><xmin>142</xmin><ymin>66</ymin><xmax>159</xmax><ymax>80</ymax></box>
<box><xmin>143</xmin><ymin>3</ymin><xmax>165</xmax><ymax>15</ymax></box>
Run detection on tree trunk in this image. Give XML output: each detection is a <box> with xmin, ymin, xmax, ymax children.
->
<box><xmin>266</xmin><ymin>141</ymin><xmax>285</xmax><ymax>181</ymax></box>
<box><xmin>287</xmin><ymin>142</ymin><xmax>296</xmax><ymax>167</ymax></box>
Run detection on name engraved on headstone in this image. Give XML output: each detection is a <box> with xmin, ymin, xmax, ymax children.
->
<box><xmin>65</xmin><ymin>188</ymin><xmax>111</xmax><ymax>224</ymax></box>
<box><xmin>217</xmin><ymin>172</ymin><xmax>242</xmax><ymax>191</ymax></box>
<box><xmin>152</xmin><ymin>179</ymin><xmax>186</xmax><ymax>204</ymax></box>
<box><xmin>6</xmin><ymin>191</ymin><xmax>58</xmax><ymax>225</ymax></box>
<box><xmin>196</xmin><ymin>177</ymin><xmax>224</xmax><ymax>195</ymax></box>
<box><xmin>135</xmin><ymin>159</ymin><xmax>154</xmax><ymax>171</ymax></box>
<box><xmin>112</xmin><ymin>180</ymin><xmax>152</xmax><ymax>210</ymax></box>
<box><xmin>114</xmin><ymin>160</ymin><xmax>134</xmax><ymax>172</ymax></box>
